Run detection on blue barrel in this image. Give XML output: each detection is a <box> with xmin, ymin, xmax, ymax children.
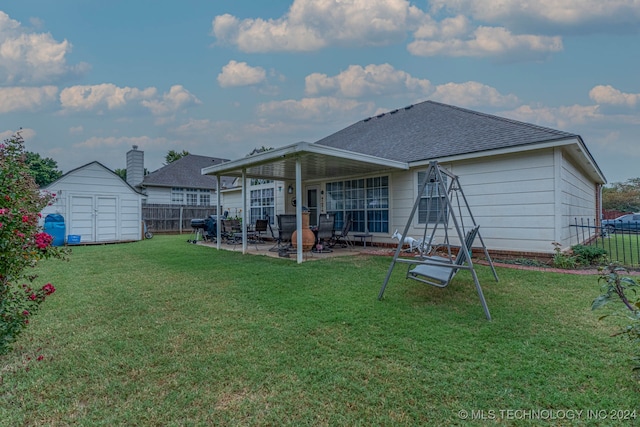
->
<box><xmin>44</xmin><ymin>214</ymin><xmax>65</xmax><ymax>246</ymax></box>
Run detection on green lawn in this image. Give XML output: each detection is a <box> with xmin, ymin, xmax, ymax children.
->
<box><xmin>1</xmin><ymin>235</ymin><xmax>638</xmax><ymax>426</ymax></box>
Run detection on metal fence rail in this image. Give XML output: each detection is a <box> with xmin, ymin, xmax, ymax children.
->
<box><xmin>570</xmin><ymin>218</ymin><xmax>640</xmax><ymax>267</ymax></box>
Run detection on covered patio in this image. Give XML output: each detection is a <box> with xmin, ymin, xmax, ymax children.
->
<box><xmin>201</xmin><ymin>141</ymin><xmax>408</xmax><ymax>263</ymax></box>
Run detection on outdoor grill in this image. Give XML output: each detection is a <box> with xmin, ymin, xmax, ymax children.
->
<box><xmin>188</xmin><ymin>216</ymin><xmax>218</xmax><ymax>244</ymax></box>
<box><xmin>190</xmin><ymin>218</ymin><xmax>206</xmax><ymax>229</ymax></box>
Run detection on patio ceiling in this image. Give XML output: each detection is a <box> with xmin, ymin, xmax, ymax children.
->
<box><xmin>201</xmin><ymin>141</ymin><xmax>409</xmax><ymax>181</ymax></box>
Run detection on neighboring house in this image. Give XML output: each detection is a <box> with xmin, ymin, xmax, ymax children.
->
<box><xmin>41</xmin><ymin>161</ymin><xmax>143</xmax><ymax>244</ymax></box>
<box><xmin>126</xmin><ymin>148</ymin><xmax>233</xmax><ymax>206</ymax></box>
<box><xmin>203</xmin><ymin>100</ymin><xmax>606</xmax><ymax>260</ymax></box>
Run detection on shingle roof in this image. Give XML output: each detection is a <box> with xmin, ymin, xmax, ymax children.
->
<box><xmin>314</xmin><ymin>100</ymin><xmax>578</xmax><ymax>163</ymax></box>
<box><xmin>142</xmin><ymin>154</ymin><xmax>234</xmax><ymax>189</ymax></box>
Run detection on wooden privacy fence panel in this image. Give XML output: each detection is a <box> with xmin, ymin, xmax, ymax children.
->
<box><xmin>142</xmin><ymin>204</ymin><xmax>218</xmax><ymax>233</ymax></box>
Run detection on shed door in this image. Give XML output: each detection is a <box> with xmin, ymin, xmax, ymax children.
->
<box><xmin>69</xmin><ymin>195</ymin><xmax>118</xmax><ymax>242</ymax></box>
<box><xmin>96</xmin><ymin>196</ymin><xmax>117</xmax><ymax>241</ymax></box>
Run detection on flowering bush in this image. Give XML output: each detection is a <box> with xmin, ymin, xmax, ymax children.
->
<box><xmin>0</xmin><ymin>132</ymin><xmax>68</xmax><ymax>355</ymax></box>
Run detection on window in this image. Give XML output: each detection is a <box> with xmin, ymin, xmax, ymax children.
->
<box><xmin>250</xmin><ymin>188</ymin><xmax>275</xmax><ymax>224</ymax></box>
<box><xmin>326</xmin><ymin>176</ymin><xmax>389</xmax><ymax>233</ymax></box>
<box><xmin>417</xmin><ymin>171</ymin><xmax>448</xmax><ymax>224</ymax></box>
<box><xmin>171</xmin><ymin>187</ymin><xmax>212</xmax><ymax>206</ymax></box>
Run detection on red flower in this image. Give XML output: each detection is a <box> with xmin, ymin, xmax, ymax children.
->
<box><xmin>37</xmin><ymin>355</ymin><xmax>44</xmax><ymax>361</ymax></box>
<box><xmin>22</xmin><ymin>215</ymin><xmax>29</xmax><ymax>223</ymax></box>
<box><xmin>42</xmin><ymin>283</ymin><xmax>56</xmax><ymax>295</ymax></box>
<box><xmin>22</xmin><ymin>310</ymin><xmax>30</xmax><ymax>316</ymax></box>
<box><xmin>29</xmin><ymin>293</ymin><xmax>37</xmax><ymax>300</ymax></box>
<box><xmin>34</xmin><ymin>232</ymin><xmax>53</xmax><ymax>249</ymax></box>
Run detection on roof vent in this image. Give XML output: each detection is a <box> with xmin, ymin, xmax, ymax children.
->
<box><xmin>404</xmin><ymin>105</ymin><xmax>414</xmax><ymax>110</ymax></box>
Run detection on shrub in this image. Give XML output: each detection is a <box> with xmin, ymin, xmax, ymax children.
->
<box><xmin>0</xmin><ymin>132</ymin><xmax>68</xmax><ymax>354</ymax></box>
<box><xmin>551</xmin><ymin>242</ymin><xmax>577</xmax><ymax>269</ymax></box>
<box><xmin>572</xmin><ymin>244</ymin><xmax>608</xmax><ymax>266</ymax></box>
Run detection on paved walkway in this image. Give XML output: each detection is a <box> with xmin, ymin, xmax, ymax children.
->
<box><xmin>198</xmin><ymin>239</ymin><xmax>640</xmax><ymax>275</ymax></box>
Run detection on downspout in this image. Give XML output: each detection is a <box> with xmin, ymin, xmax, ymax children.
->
<box><xmin>553</xmin><ymin>148</ymin><xmax>564</xmax><ymax>249</ymax></box>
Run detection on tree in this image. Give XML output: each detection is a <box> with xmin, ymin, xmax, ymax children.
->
<box><xmin>24</xmin><ymin>152</ymin><xmax>63</xmax><ymax>187</ymax></box>
<box><xmin>165</xmin><ymin>150</ymin><xmax>189</xmax><ymax>164</ymax></box>
<box><xmin>114</xmin><ymin>168</ymin><xmax>127</xmax><ymax>181</ymax></box>
<box><xmin>602</xmin><ymin>178</ymin><xmax>640</xmax><ymax>212</ymax></box>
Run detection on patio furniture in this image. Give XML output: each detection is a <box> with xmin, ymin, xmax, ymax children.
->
<box><xmin>269</xmin><ymin>214</ymin><xmax>296</xmax><ymax>253</ymax></box>
<box><xmin>312</xmin><ymin>213</ymin><xmax>335</xmax><ymax>253</ymax></box>
<box><xmin>329</xmin><ymin>213</ymin><xmax>353</xmax><ymax>249</ymax></box>
<box><xmin>252</xmin><ymin>219</ymin><xmax>268</xmax><ymax>244</ymax></box>
<box><xmin>406</xmin><ymin>225</ymin><xmax>479</xmax><ymax>288</ymax></box>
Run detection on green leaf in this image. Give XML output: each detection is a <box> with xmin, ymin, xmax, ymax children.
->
<box><xmin>592</xmin><ymin>295</ymin><xmax>611</xmax><ymax>310</ymax></box>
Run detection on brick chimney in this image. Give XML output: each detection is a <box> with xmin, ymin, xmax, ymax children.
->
<box><xmin>126</xmin><ymin>145</ymin><xmax>144</xmax><ymax>187</ymax></box>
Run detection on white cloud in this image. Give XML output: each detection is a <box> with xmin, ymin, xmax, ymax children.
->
<box><xmin>430</xmin><ymin>0</ymin><xmax>640</xmax><ymax>32</ymax></box>
<box><xmin>589</xmin><ymin>85</ymin><xmax>640</xmax><ymax>107</ymax></box>
<box><xmin>0</xmin><ymin>11</ymin><xmax>89</xmax><ymax>84</ymax></box>
<box><xmin>305</xmin><ymin>63</ymin><xmax>432</xmax><ymax>98</ymax></box>
<box><xmin>72</xmin><ymin>135</ymin><xmax>166</xmax><ymax>150</ymax></box>
<box><xmin>431</xmin><ymin>81</ymin><xmax>519</xmax><ymax>107</ymax></box>
<box><xmin>212</xmin><ymin>0</ymin><xmax>423</xmax><ymax>52</ymax></box>
<box><xmin>505</xmin><ymin>103</ymin><xmax>602</xmax><ymax>129</ymax></box>
<box><xmin>409</xmin><ymin>25</ymin><xmax>562</xmax><ymax>59</ymax></box>
<box><xmin>217</xmin><ymin>60</ymin><xmax>267</xmax><ymax>87</ymax></box>
<box><xmin>60</xmin><ymin>84</ymin><xmax>157</xmax><ymax>112</ymax></box>
<box><xmin>0</xmin><ymin>86</ymin><xmax>58</xmax><ymax>113</ymax></box>
<box><xmin>141</xmin><ymin>85</ymin><xmax>201</xmax><ymax>116</ymax></box>
<box><xmin>257</xmin><ymin>96</ymin><xmax>374</xmax><ymax>122</ymax></box>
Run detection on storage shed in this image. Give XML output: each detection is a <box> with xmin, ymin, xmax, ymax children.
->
<box><xmin>41</xmin><ymin>161</ymin><xmax>143</xmax><ymax>244</ymax></box>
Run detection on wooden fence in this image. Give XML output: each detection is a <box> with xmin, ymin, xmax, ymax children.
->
<box><xmin>142</xmin><ymin>204</ymin><xmax>218</xmax><ymax>234</ymax></box>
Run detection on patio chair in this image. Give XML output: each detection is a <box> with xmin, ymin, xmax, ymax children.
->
<box><xmin>329</xmin><ymin>213</ymin><xmax>353</xmax><ymax>249</ymax></box>
<box><xmin>252</xmin><ymin>219</ymin><xmax>268</xmax><ymax>244</ymax></box>
<box><xmin>269</xmin><ymin>214</ymin><xmax>296</xmax><ymax>253</ymax></box>
<box><xmin>312</xmin><ymin>213</ymin><xmax>335</xmax><ymax>253</ymax></box>
<box><xmin>222</xmin><ymin>219</ymin><xmax>241</xmax><ymax>245</ymax></box>
<box><xmin>406</xmin><ymin>225</ymin><xmax>479</xmax><ymax>288</ymax></box>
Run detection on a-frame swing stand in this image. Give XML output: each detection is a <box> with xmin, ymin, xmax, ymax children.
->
<box><xmin>378</xmin><ymin>161</ymin><xmax>498</xmax><ymax>320</ymax></box>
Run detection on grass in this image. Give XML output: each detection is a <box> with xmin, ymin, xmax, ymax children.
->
<box><xmin>599</xmin><ymin>233</ymin><xmax>640</xmax><ymax>267</ymax></box>
<box><xmin>1</xmin><ymin>235</ymin><xmax>638</xmax><ymax>426</ymax></box>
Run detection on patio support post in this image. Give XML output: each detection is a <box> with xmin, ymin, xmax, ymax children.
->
<box><xmin>295</xmin><ymin>158</ymin><xmax>303</xmax><ymax>263</ymax></box>
<box><xmin>241</xmin><ymin>168</ymin><xmax>248</xmax><ymax>254</ymax></box>
<box><xmin>216</xmin><ymin>175</ymin><xmax>221</xmax><ymax>250</ymax></box>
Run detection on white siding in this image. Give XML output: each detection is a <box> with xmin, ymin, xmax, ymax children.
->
<box><xmin>559</xmin><ymin>150</ymin><xmax>598</xmax><ymax>249</ymax></box>
<box><xmin>144</xmin><ymin>187</ymin><xmax>172</xmax><ymax>205</ymax></box>
<box><xmin>42</xmin><ymin>162</ymin><xmax>142</xmax><ymax>243</ymax></box>
<box><xmin>386</xmin><ymin>150</ymin><xmax>561</xmax><ymax>253</ymax></box>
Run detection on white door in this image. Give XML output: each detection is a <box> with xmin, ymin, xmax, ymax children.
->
<box><xmin>96</xmin><ymin>196</ymin><xmax>117</xmax><ymax>241</ymax></box>
<box><xmin>69</xmin><ymin>195</ymin><xmax>94</xmax><ymax>242</ymax></box>
<box><xmin>69</xmin><ymin>195</ymin><xmax>118</xmax><ymax>242</ymax></box>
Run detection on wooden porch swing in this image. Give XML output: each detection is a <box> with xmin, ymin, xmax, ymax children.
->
<box><xmin>377</xmin><ymin>161</ymin><xmax>498</xmax><ymax>320</ymax></box>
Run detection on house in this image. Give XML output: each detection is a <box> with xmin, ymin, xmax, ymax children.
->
<box><xmin>41</xmin><ymin>161</ymin><xmax>144</xmax><ymax>244</ymax></box>
<box><xmin>126</xmin><ymin>147</ymin><xmax>233</xmax><ymax>206</ymax></box>
<box><xmin>202</xmin><ymin>100</ymin><xmax>606</xmax><ymax>262</ymax></box>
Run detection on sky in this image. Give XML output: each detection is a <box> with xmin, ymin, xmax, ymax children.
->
<box><xmin>1</xmin><ymin>0</ymin><xmax>639</xmax><ymax>184</ymax></box>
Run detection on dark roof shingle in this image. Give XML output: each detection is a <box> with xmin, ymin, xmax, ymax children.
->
<box><xmin>314</xmin><ymin>100</ymin><xmax>577</xmax><ymax>163</ymax></box>
<box><xmin>142</xmin><ymin>154</ymin><xmax>232</xmax><ymax>189</ymax></box>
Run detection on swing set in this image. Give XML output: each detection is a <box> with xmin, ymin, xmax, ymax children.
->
<box><xmin>378</xmin><ymin>161</ymin><xmax>498</xmax><ymax>320</ymax></box>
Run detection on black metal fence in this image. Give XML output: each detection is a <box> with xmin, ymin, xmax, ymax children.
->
<box><xmin>570</xmin><ymin>218</ymin><xmax>640</xmax><ymax>267</ymax></box>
